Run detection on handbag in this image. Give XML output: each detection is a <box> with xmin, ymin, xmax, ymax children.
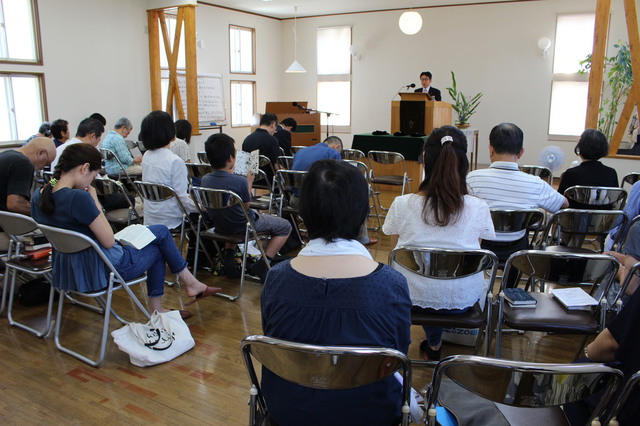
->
<box><xmin>111</xmin><ymin>310</ymin><xmax>195</xmax><ymax>367</ymax></box>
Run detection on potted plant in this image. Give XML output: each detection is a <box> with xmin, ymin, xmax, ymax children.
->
<box><xmin>446</xmin><ymin>71</ymin><xmax>483</xmax><ymax>128</ymax></box>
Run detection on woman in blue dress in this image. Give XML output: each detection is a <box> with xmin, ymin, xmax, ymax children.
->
<box><xmin>31</xmin><ymin>143</ymin><xmax>220</xmax><ymax>317</ymax></box>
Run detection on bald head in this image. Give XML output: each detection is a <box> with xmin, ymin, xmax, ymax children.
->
<box><xmin>17</xmin><ymin>137</ymin><xmax>56</xmax><ymax>170</ymax></box>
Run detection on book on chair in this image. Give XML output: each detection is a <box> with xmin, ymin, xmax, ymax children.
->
<box><xmin>551</xmin><ymin>287</ymin><xmax>598</xmax><ymax>310</ymax></box>
<box><xmin>503</xmin><ymin>288</ymin><xmax>537</xmax><ymax>306</ymax></box>
<box><xmin>115</xmin><ymin>224</ymin><xmax>155</xmax><ymax>250</ymax></box>
<box><xmin>234</xmin><ymin>150</ymin><xmax>260</xmax><ymax>177</ymax></box>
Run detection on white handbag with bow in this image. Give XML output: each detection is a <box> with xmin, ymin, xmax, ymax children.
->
<box><xmin>111</xmin><ymin>310</ymin><xmax>195</xmax><ymax>367</ymax></box>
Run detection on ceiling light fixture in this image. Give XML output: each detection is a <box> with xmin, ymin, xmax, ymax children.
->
<box><xmin>286</xmin><ymin>6</ymin><xmax>306</xmax><ymax>73</ymax></box>
<box><xmin>399</xmin><ymin>1</ymin><xmax>423</xmax><ymax>35</ymax></box>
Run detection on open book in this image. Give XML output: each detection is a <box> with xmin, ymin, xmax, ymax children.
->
<box><xmin>234</xmin><ymin>150</ymin><xmax>260</xmax><ymax>177</ymax></box>
<box><xmin>115</xmin><ymin>224</ymin><xmax>156</xmax><ymax>250</ymax></box>
<box><xmin>551</xmin><ymin>287</ymin><xmax>598</xmax><ymax>310</ymax></box>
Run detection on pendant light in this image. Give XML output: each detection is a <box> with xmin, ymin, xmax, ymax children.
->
<box><xmin>399</xmin><ymin>1</ymin><xmax>423</xmax><ymax>35</ymax></box>
<box><xmin>286</xmin><ymin>6</ymin><xmax>306</xmax><ymax>73</ymax></box>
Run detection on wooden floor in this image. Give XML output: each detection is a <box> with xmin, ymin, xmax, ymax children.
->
<box><xmin>0</xmin><ymin>190</ymin><xmax>588</xmax><ymax>425</ymax></box>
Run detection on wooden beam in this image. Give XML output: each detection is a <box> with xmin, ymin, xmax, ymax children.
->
<box><xmin>147</xmin><ymin>10</ymin><xmax>162</xmax><ymax>111</ymax></box>
<box><xmin>609</xmin><ymin>85</ymin><xmax>636</xmax><ymax>155</ymax></box>
<box><xmin>171</xmin><ymin>8</ymin><xmax>185</xmax><ymax>118</ymax></box>
<box><xmin>585</xmin><ymin>0</ymin><xmax>611</xmax><ymax>129</ymax></box>
<box><xmin>183</xmin><ymin>4</ymin><xmax>199</xmax><ymax>134</ymax></box>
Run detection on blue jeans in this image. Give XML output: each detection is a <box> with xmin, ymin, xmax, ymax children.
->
<box><xmin>114</xmin><ymin>225</ymin><xmax>187</xmax><ymax>297</ymax></box>
<box><xmin>411</xmin><ymin>305</ymin><xmax>472</xmax><ymax>346</ymax></box>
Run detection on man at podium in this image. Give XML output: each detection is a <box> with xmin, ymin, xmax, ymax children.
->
<box><xmin>414</xmin><ymin>71</ymin><xmax>442</xmax><ymax>101</ymax></box>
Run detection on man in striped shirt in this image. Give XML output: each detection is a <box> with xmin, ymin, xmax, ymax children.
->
<box><xmin>467</xmin><ymin>123</ymin><xmax>568</xmax><ymax>286</ymax></box>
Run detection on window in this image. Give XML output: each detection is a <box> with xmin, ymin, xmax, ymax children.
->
<box><xmin>0</xmin><ymin>73</ymin><xmax>46</xmax><ymax>143</ymax></box>
<box><xmin>230</xmin><ymin>81</ymin><xmax>255</xmax><ymax>127</ymax></box>
<box><xmin>229</xmin><ymin>25</ymin><xmax>255</xmax><ymax>74</ymax></box>
<box><xmin>548</xmin><ymin>14</ymin><xmax>595</xmax><ymax>137</ymax></box>
<box><xmin>0</xmin><ymin>0</ymin><xmax>41</xmax><ymax>63</ymax></box>
<box><xmin>317</xmin><ymin>27</ymin><xmax>351</xmax><ymax>130</ymax></box>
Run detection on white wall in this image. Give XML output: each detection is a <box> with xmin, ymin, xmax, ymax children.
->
<box><xmin>279</xmin><ymin>0</ymin><xmax>638</xmax><ymax>177</ymax></box>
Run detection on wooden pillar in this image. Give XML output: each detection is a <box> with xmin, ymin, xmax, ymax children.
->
<box><xmin>147</xmin><ymin>10</ymin><xmax>162</xmax><ymax>111</ymax></box>
<box><xmin>183</xmin><ymin>5</ymin><xmax>199</xmax><ymax>134</ymax></box>
<box><xmin>585</xmin><ymin>0</ymin><xmax>611</xmax><ymax>130</ymax></box>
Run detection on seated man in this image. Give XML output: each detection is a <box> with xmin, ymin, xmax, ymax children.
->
<box><xmin>0</xmin><ymin>137</ymin><xmax>56</xmax><ymax>249</ymax></box>
<box><xmin>201</xmin><ymin>133</ymin><xmax>291</xmax><ymax>282</ymax></box>
<box><xmin>101</xmin><ymin>117</ymin><xmax>142</xmax><ymax>176</ymax></box>
<box><xmin>242</xmin><ymin>113</ymin><xmax>280</xmax><ymax>181</ymax></box>
<box><xmin>50</xmin><ymin>119</ymin><xmax>70</xmax><ymax>148</ymax></box>
<box><xmin>467</xmin><ymin>123</ymin><xmax>568</xmax><ymax>287</ymax></box>
<box><xmin>274</xmin><ymin>117</ymin><xmax>297</xmax><ymax>156</ymax></box>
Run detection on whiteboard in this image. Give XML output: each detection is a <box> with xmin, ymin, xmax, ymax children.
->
<box><xmin>176</xmin><ymin>72</ymin><xmax>226</xmax><ymax>125</ymax></box>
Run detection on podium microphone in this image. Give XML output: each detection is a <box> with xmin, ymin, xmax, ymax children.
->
<box><xmin>292</xmin><ymin>101</ymin><xmax>305</xmax><ymax>110</ymax></box>
<box><xmin>405</xmin><ymin>83</ymin><xmax>416</xmax><ymax>88</ymax></box>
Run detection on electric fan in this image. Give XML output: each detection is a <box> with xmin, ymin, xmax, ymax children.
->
<box><xmin>538</xmin><ymin>145</ymin><xmax>566</xmax><ymax>173</ymax></box>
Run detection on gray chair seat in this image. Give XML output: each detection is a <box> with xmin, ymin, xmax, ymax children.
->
<box><xmin>371</xmin><ymin>175</ymin><xmax>405</xmax><ymax>185</ymax></box>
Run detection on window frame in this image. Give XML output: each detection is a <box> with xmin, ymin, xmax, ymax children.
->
<box><xmin>0</xmin><ymin>71</ymin><xmax>48</xmax><ymax>147</ymax></box>
<box><xmin>0</xmin><ymin>0</ymin><xmax>43</xmax><ymax>65</ymax></box>
<box><xmin>229</xmin><ymin>25</ymin><xmax>256</xmax><ymax>75</ymax></box>
<box><xmin>229</xmin><ymin>80</ymin><xmax>256</xmax><ymax>128</ymax></box>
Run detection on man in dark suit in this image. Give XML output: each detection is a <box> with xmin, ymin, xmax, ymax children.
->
<box><xmin>414</xmin><ymin>71</ymin><xmax>442</xmax><ymax>101</ymax></box>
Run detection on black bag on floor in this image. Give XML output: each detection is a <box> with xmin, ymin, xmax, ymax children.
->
<box><xmin>16</xmin><ymin>278</ymin><xmax>51</xmax><ymax>307</ymax></box>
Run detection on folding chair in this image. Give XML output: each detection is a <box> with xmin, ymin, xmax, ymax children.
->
<box><xmin>345</xmin><ymin>160</ymin><xmax>383</xmax><ymax>232</ymax></box>
<box><xmin>519</xmin><ymin>165</ymin><xmax>553</xmax><ymax>185</ymax></box>
<box><xmin>249</xmin><ymin>169</ymin><xmax>277</xmax><ymax>214</ymax></box>
<box><xmin>241</xmin><ymin>335</ymin><xmax>412</xmax><ymax>426</ymax></box>
<box><xmin>190</xmin><ymin>186</ymin><xmax>270</xmax><ymax>301</ymax></box>
<box><xmin>185</xmin><ymin>162</ymin><xmax>213</xmax><ymax>188</ymax></box>
<box><xmin>341</xmin><ymin>148</ymin><xmax>366</xmax><ymax>161</ymax></box>
<box><xmin>290</xmin><ymin>146</ymin><xmax>305</xmax><ymax>155</ymax></box>
<box><xmin>0</xmin><ymin>211</ymin><xmax>54</xmax><ymax>337</ymax></box>
<box><xmin>277</xmin><ymin>155</ymin><xmax>293</xmax><ymax>170</ymax></box>
<box><xmin>564</xmin><ymin>186</ymin><xmax>628</xmax><ymax>210</ymax></box>
<box><xmin>99</xmin><ymin>148</ymin><xmax>140</xmax><ymax>194</ymax></box>
<box><xmin>367</xmin><ymin>150</ymin><xmax>412</xmax><ymax>212</ymax></box>
<box><xmin>540</xmin><ymin>209</ymin><xmax>628</xmax><ymax>253</ymax></box>
<box><xmin>38</xmin><ymin>224</ymin><xmax>150</xmax><ymax>367</ymax></box>
<box><xmin>274</xmin><ymin>169</ymin><xmax>307</xmax><ymax>244</ymax></box>
<box><xmin>494</xmin><ymin>250</ymin><xmax>620</xmax><ymax>359</ymax></box>
<box><xmin>93</xmin><ymin>176</ymin><xmax>142</xmax><ymax>228</ymax></box>
<box><xmin>389</xmin><ymin>246</ymin><xmax>498</xmax><ymax>360</ymax></box>
<box><xmin>602</xmin><ymin>370</ymin><xmax>640</xmax><ymax>426</ymax></box>
<box><xmin>196</xmin><ymin>151</ymin><xmax>208</xmax><ymax>163</ymax></box>
<box><xmin>426</xmin><ymin>355</ymin><xmax>623</xmax><ymax>426</ymax></box>
<box><xmin>621</xmin><ymin>172</ymin><xmax>640</xmax><ymax>190</ymax></box>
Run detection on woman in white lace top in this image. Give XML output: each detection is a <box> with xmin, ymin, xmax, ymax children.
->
<box><xmin>383</xmin><ymin>125</ymin><xmax>495</xmax><ymax>361</ymax></box>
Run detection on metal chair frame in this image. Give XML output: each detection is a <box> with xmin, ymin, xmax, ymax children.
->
<box><xmin>38</xmin><ymin>223</ymin><xmax>150</xmax><ymax>367</ymax></box>
<box><xmin>495</xmin><ymin>250</ymin><xmax>620</xmax><ymax>359</ymax></box>
<box><xmin>274</xmin><ymin>169</ymin><xmax>307</xmax><ymax>244</ymax></box>
<box><xmin>93</xmin><ymin>176</ymin><xmax>142</xmax><ymax>227</ymax></box>
<box><xmin>564</xmin><ymin>185</ymin><xmax>628</xmax><ymax>211</ymax></box>
<box><xmin>241</xmin><ymin>335</ymin><xmax>412</xmax><ymax>426</ymax></box>
<box><xmin>345</xmin><ymin>159</ymin><xmax>383</xmax><ymax>232</ymax></box>
<box><xmin>189</xmin><ymin>186</ymin><xmax>270</xmax><ymax>301</ymax></box>
<box><xmin>99</xmin><ymin>148</ymin><xmax>140</xmax><ymax>197</ymax></box>
<box><xmin>196</xmin><ymin>151</ymin><xmax>208</xmax><ymax>163</ymax></box>
<box><xmin>602</xmin><ymin>370</ymin><xmax>640</xmax><ymax>426</ymax></box>
<box><xmin>389</xmin><ymin>246</ymin><xmax>499</xmax><ymax>359</ymax></box>
<box><xmin>249</xmin><ymin>169</ymin><xmax>278</xmax><ymax>215</ymax></box>
<box><xmin>185</xmin><ymin>162</ymin><xmax>213</xmax><ymax>187</ymax></box>
<box><xmin>621</xmin><ymin>172</ymin><xmax>640</xmax><ymax>189</ymax></box>
<box><xmin>617</xmin><ymin>214</ymin><xmax>640</xmax><ymax>252</ymax></box>
<box><xmin>367</xmin><ymin>150</ymin><xmax>412</xmax><ymax>212</ymax></box>
<box><xmin>426</xmin><ymin>354</ymin><xmax>623</xmax><ymax>426</ymax></box>
<box><xmin>0</xmin><ymin>211</ymin><xmax>54</xmax><ymax>337</ymax></box>
<box><xmin>277</xmin><ymin>155</ymin><xmax>293</xmax><ymax>170</ymax></box>
<box><xmin>341</xmin><ymin>148</ymin><xmax>366</xmax><ymax>162</ymax></box>
<box><xmin>290</xmin><ymin>146</ymin><xmax>305</xmax><ymax>155</ymax></box>
<box><xmin>519</xmin><ymin>165</ymin><xmax>553</xmax><ymax>185</ymax></box>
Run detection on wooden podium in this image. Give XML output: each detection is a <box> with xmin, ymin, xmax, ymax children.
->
<box><xmin>390</xmin><ymin>93</ymin><xmax>453</xmax><ymax>135</ymax></box>
<box><xmin>265</xmin><ymin>102</ymin><xmax>321</xmax><ymax>147</ymax></box>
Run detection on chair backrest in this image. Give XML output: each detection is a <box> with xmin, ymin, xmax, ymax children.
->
<box><xmin>190</xmin><ymin>186</ymin><xmax>258</xmax><ymax>234</ymax></box>
<box><xmin>368</xmin><ymin>150</ymin><xmax>406</xmax><ymax>166</ymax></box>
<box><xmin>252</xmin><ymin>169</ymin><xmax>272</xmax><ymax>192</ymax></box>
<box><xmin>389</xmin><ymin>246</ymin><xmax>498</xmax><ymax>283</ymax></box>
<box><xmin>542</xmin><ymin>209</ymin><xmax>628</xmax><ymax>250</ymax></box>
<box><xmin>241</xmin><ymin>335</ymin><xmax>411</xmax><ymax>416</ymax></box>
<box><xmin>619</xmin><ymin>214</ymin><xmax>640</xmax><ymax>251</ymax></box>
<box><xmin>501</xmin><ymin>250</ymin><xmax>619</xmax><ymax>298</ymax></box>
<box><xmin>275</xmin><ymin>169</ymin><xmax>306</xmax><ymax>195</ymax></box>
<box><xmin>134</xmin><ymin>180</ymin><xmax>192</xmax><ymax>222</ymax></box>
<box><xmin>342</xmin><ymin>149</ymin><xmax>366</xmax><ymax>161</ymax></box>
<box><xmin>259</xmin><ymin>155</ymin><xmax>276</xmax><ymax>177</ymax></box>
<box><xmin>196</xmin><ymin>151</ymin><xmax>208</xmax><ymax>163</ymax></box>
<box><xmin>344</xmin><ymin>160</ymin><xmax>371</xmax><ymax>183</ymax></box>
<box><xmin>564</xmin><ymin>186</ymin><xmax>628</xmax><ymax>210</ymax></box>
<box><xmin>185</xmin><ymin>163</ymin><xmax>213</xmax><ymax>180</ymax></box>
<box><xmin>490</xmin><ymin>208</ymin><xmax>544</xmax><ymax>234</ymax></box>
<box><xmin>519</xmin><ymin>165</ymin><xmax>553</xmax><ymax>185</ymax></box>
<box><xmin>277</xmin><ymin>155</ymin><xmax>294</xmax><ymax>170</ymax></box>
<box><xmin>0</xmin><ymin>211</ymin><xmax>40</xmax><ymax>238</ymax></box>
<box><xmin>603</xmin><ymin>370</ymin><xmax>640</xmax><ymax>425</ymax></box>
<box><xmin>427</xmin><ymin>354</ymin><xmax>622</xmax><ymax>423</ymax></box>
<box><xmin>621</xmin><ymin>172</ymin><xmax>640</xmax><ymax>189</ymax></box>
<box><xmin>290</xmin><ymin>146</ymin><xmax>305</xmax><ymax>154</ymax></box>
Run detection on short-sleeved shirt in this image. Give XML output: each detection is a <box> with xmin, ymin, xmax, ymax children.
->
<box><xmin>261</xmin><ymin>260</ymin><xmax>412</xmax><ymax>426</ymax></box>
<box><xmin>102</xmin><ymin>130</ymin><xmax>134</xmax><ymax>175</ymax></box>
<box><xmin>467</xmin><ymin>161</ymin><xmax>566</xmax><ymax>241</ymax></box>
<box><xmin>170</xmin><ymin>138</ymin><xmax>191</xmax><ymax>162</ymax></box>
<box><xmin>292</xmin><ymin>142</ymin><xmax>342</xmax><ymax>172</ymax></box>
<box><xmin>242</xmin><ymin>128</ymin><xmax>280</xmax><ymax>167</ymax></box>
<box><xmin>0</xmin><ymin>150</ymin><xmax>34</xmax><ymax>211</ymax></box>
<box><xmin>383</xmin><ymin>194</ymin><xmax>495</xmax><ymax>309</ymax></box>
<box><xmin>200</xmin><ymin>170</ymin><xmax>258</xmax><ymax>234</ymax></box>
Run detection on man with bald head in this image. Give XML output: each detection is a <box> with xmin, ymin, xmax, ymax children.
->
<box><xmin>0</xmin><ymin>137</ymin><xmax>56</xmax><ymax>249</ymax></box>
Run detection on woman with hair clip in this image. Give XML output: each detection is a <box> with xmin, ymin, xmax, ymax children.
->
<box><xmin>31</xmin><ymin>143</ymin><xmax>220</xmax><ymax>319</ymax></box>
<box><xmin>383</xmin><ymin>125</ymin><xmax>495</xmax><ymax>361</ymax></box>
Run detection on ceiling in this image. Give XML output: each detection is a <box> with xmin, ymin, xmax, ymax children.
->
<box><xmin>198</xmin><ymin>0</ymin><xmax>527</xmax><ymax>19</ymax></box>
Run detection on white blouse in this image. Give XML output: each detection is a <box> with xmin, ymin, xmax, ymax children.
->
<box><xmin>169</xmin><ymin>138</ymin><xmax>191</xmax><ymax>162</ymax></box>
<box><xmin>383</xmin><ymin>194</ymin><xmax>495</xmax><ymax>310</ymax></box>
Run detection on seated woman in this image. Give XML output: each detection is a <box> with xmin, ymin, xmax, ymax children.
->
<box><xmin>383</xmin><ymin>125</ymin><xmax>495</xmax><ymax>361</ymax></box>
<box><xmin>557</xmin><ymin>129</ymin><xmax>619</xmax><ymax>207</ymax></box>
<box><xmin>261</xmin><ymin>159</ymin><xmax>412</xmax><ymax>426</ymax></box>
<box><xmin>140</xmin><ymin>110</ymin><xmax>197</xmax><ymax>230</ymax></box>
<box><xmin>170</xmin><ymin>119</ymin><xmax>192</xmax><ymax>163</ymax></box>
<box><xmin>31</xmin><ymin>143</ymin><xmax>220</xmax><ymax>318</ymax></box>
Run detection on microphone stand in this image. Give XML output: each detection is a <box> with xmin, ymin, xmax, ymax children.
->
<box><xmin>306</xmin><ymin>108</ymin><xmax>339</xmax><ymax>139</ymax></box>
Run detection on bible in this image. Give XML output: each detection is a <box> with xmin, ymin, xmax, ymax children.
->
<box><xmin>115</xmin><ymin>224</ymin><xmax>156</xmax><ymax>250</ymax></box>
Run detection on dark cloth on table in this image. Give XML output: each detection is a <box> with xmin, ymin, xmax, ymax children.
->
<box><xmin>557</xmin><ymin>161</ymin><xmax>619</xmax><ymax>208</ymax></box>
<box><xmin>201</xmin><ymin>170</ymin><xmax>258</xmax><ymax>234</ymax></box>
<box><xmin>274</xmin><ymin>124</ymin><xmax>292</xmax><ymax>156</ymax></box>
<box><xmin>0</xmin><ymin>150</ymin><xmax>34</xmax><ymax>211</ymax></box>
<box><xmin>261</xmin><ymin>261</ymin><xmax>412</xmax><ymax>426</ymax></box>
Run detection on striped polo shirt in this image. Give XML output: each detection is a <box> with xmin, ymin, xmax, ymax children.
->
<box><xmin>467</xmin><ymin>161</ymin><xmax>566</xmax><ymax>241</ymax></box>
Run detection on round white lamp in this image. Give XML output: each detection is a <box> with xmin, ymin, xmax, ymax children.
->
<box><xmin>537</xmin><ymin>37</ymin><xmax>552</xmax><ymax>57</ymax></box>
<box><xmin>399</xmin><ymin>11</ymin><xmax>423</xmax><ymax>35</ymax></box>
